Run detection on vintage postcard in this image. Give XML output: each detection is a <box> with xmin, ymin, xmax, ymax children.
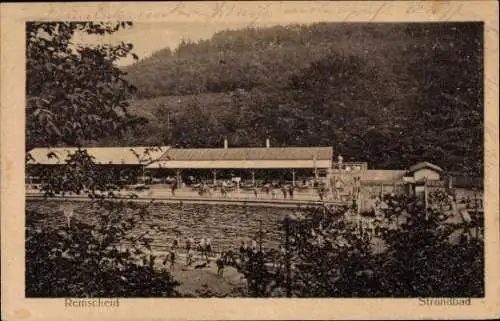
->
<box><xmin>1</xmin><ymin>1</ymin><xmax>499</xmax><ymax>320</ymax></box>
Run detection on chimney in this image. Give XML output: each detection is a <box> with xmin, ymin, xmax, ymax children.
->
<box><xmin>224</xmin><ymin>138</ymin><xmax>228</xmax><ymax>149</ymax></box>
<box><xmin>266</xmin><ymin>138</ymin><xmax>270</xmax><ymax>148</ymax></box>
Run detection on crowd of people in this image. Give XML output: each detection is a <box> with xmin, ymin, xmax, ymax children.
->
<box><xmin>160</xmin><ymin>236</ymin><xmax>289</xmax><ymax>279</ymax></box>
<box><xmin>128</xmin><ymin>174</ymin><xmax>350</xmax><ymax>202</ymax></box>
<box><xmin>161</xmin><ymin>236</ymin><xmax>226</xmax><ymax>276</ymax></box>
<box><xmin>184</xmin><ymin>182</ymin><xmax>332</xmax><ymax>201</ymax></box>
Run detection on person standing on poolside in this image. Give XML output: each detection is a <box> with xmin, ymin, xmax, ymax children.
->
<box><xmin>172</xmin><ymin>238</ymin><xmax>179</xmax><ymax>251</ymax></box>
<box><xmin>186</xmin><ymin>247</ymin><xmax>194</xmax><ymax>266</ymax></box>
<box><xmin>251</xmin><ymin>239</ymin><xmax>258</xmax><ymax>254</ymax></box>
<box><xmin>171</xmin><ymin>180</ymin><xmax>177</xmax><ymax>196</ymax></box>
<box><xmin>216</xmin><ymin>253</ymin><xmax>225</xmax><ymax>277</ymax></box>
<box><xmin>186</xmin><ymin>236</ymin><xmax>194</xmax><ymax>253</ymax></box>
<box><xmin>205</xmin><ymin>237</ymin><xmax>212</xmax><ymax>259</ymax></box>
<box><xmin>199</xmin><ymin>237</ymin><xmax>206</xmax><ymax>259</ymax></box>
<box><xmin>239</xmin><ymin>240</ymin><xmax>247</xmax><ymax>262</ymax></box>
<box><xmin>289</xmin><ymin>185</ymin><xmax>295</xmax><ymax>199</ymax></box>
<box><xmin>264</xmin><ymin>185</ymin><xmax>270</xmax><ymax>198</ymax></box>
<box><xmin>169</xmin><ymin>249</ymin><xmax>176</xmax><ymax>271</ymax></box>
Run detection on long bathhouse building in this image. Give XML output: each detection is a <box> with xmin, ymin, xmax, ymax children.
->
<box><xmin>147</xmin><ymin>138</ymin><xmax>333</xmax><ymax>186</ymax></box>
<box><xmin>27</xmin><ymin>139</ymin><xmax>470</xmax><ymax>208</ymax></box>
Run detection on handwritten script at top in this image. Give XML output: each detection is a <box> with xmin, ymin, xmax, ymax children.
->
<box><xmin>45</xmin><ymin>2</ymin><xmax>394</xmax><ymax>23</ymax></box>
<box><xmin>44</xmin><ymin>2</ymin><xmax>497</xmax><ymax>43</ymax></box>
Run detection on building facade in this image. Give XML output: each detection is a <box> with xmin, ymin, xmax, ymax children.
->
<box><xmin>147</xmin><ymin>142</ymin><xmax>333</xmax><ymax>186</ymax></box>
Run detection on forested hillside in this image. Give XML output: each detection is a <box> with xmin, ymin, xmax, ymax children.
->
<box><xmin>106</xmin><ymin>22</ymin><xmax>483</xmax><ymax>175</ymax></box>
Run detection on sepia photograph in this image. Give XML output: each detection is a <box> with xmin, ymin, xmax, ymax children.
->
<box><xmin>1</xmin><ymin>1</ymin><xmax>499</xmax><ymax>320</ymax></box>
<box><xmin>24</xmin><ymin>19</ymin><xmax>485</xmax><ymax>298</ymax></box>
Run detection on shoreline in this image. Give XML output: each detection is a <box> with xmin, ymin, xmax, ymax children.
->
<box><xmin>26</xmin><ymin>194</ymin><xmax>350</xmax><ymax>208</ymax></box>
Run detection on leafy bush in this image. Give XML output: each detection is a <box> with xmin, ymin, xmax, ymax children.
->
<box><xmin>26</xmin><ymin>21</ymin><xmax>144</xmax><ymax>150</ymax></box>
<box><xmin>26</xmin><ymin>148</ymin><xmax>181</xmax><ymax>297</ymax></box>
<box><xmin>25</xmin><ymin>22</ymin><xmax>181</xmax><ymax>297</ymax></box>
<box><xmin>377</xmin><ymin>193</ymin><xmax>484</xmax><ymax>297</ymax></box>
<box><xmin>26</xmin><ymin>199</ymin><xmax>180</xmax><ymax>297</ymax></box>
<box><xmin>239</xmin><ymin>193</ymin><xmax>483</xmax><ymax>297</ymax></box>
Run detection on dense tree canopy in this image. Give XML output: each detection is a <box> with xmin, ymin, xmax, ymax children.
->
<box><xmin>118</xmin><ymin>22</ymin><xmax>483</xmax><ymax>176</ymax></box>
<box><xmin>26</xmin><ymin>21</ymin><xmax>142</xmax><ymax>150</ymax></box>
<box><xmin>25</xmin><ymin>21</ymin><xmax>181</xmax><ymax>298</ymax></box>
<box><xmin>33</xmin><ymin>22</ymin><xmax>483</xmax><ymax>176</ymax></box>
<box><xmin>236</xmin><ymin>193</ymin><xmax>483</xmax><ymax>298</ymax></box>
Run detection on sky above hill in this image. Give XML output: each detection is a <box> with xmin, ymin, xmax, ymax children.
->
<box><xmin>72</xmin><ymin>21</ymin><xmax>283</xmax><ymax>66</ymax></box>
<box><xmin>69</xmin><ymin>1</ymin><xmax>399</xmax><ymax>66</ymax></box>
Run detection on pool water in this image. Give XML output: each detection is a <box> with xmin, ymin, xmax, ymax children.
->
<box><xmin>26</xmin><ymin>200</ymin><xmax>291</xmax><ymax>252</ymax></box>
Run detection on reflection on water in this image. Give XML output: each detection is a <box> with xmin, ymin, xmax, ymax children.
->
<box><xmin>26</xmin><ymin>200</ymin><xmax>291</xmax><ymax>251</ymax></box>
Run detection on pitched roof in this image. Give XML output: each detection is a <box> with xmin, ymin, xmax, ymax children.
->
<box><xmin>361</xmin><ymin>170</ymin><xmax>407</xmax><ymax>182</ymax></box>
<box><xmin>27</xmin><ymin>146</ymin><xmax>169</xmax><ymax>165</ymax></box>
<box><xmin>408</xmin><ymin>162</ymin><xmax>443</xmax><ymax>173</ymax></box>
<box><xmin>157</xmin><ymin>147</ymin><xmax>333</xmax><ymax>162</ymax></box>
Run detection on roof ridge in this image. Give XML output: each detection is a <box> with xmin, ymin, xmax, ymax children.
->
<box><xmin>29</xmin><ymin>146</ymin><xmax>169</xmax><ymax>150</ymax></box>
